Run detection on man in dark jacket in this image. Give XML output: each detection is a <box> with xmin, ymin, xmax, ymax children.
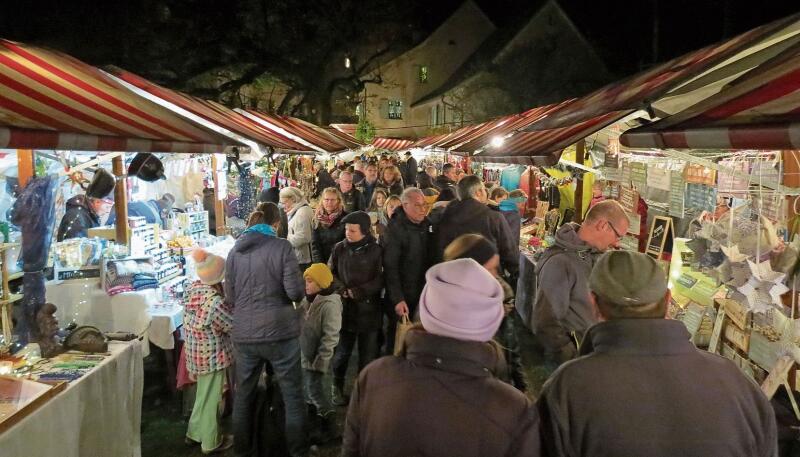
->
<box><xmin>401</xmin><ymin>152</ymin><xmax>417</xmax><ymax>189</ymax></box>
<box><xmin>342</xmin><ymin>259</ymin><xmax>540</xmax><ymax>457</ymax></box>
<box><xmin>338</xmin><ymin>171</ymin><xmax>365</xmax><ymax>213</ymax></box>
<box><xmin>357</xmin><ymin>162</ymin><xmax>380</xmax><ymax>208</ymax></box>
<box><xmin>224</xmin><ymin>204</ymin><xmax>309</xmax><ymax>457</ymax></box>
<box><xmin>313</xmin><ymin>162</ymin><xmax>337</xmax><ymax>198</ymax></box>
<box><xmin>533</xmin><ymin>200</ymin><xmax>628</xmax><ymax>369</ymax></box>
<box><xmin>57</xmin><ymin>169</ymin><xmax>115</xmax><ymax>241</ymax></box>
<box><xmin>328</xmin><ymin>211</ymin><xmax>383</xmax><ymax>405</ymax></box>
<box><xmin>433</xmin><ymin>163</ymin><xmax>457</xmax><ymax>190</ymax></box>
<box><xmin>537</xmin><ymin>250</ymin><xmax>777</xmax><ymax>457</ymax></box>
<box><xmin>435</xmin><ymin>175</ymin><xmax>518</xmax><ymax>277</ymax></box>
<box><xmin>382</xmin><ymin>188</ymin><xmax>432</xmax><ymax>353</ymax></box>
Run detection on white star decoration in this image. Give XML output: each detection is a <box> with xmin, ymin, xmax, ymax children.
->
<box><xmin>736</xmin><ymin>259</ymin><xmax>789</xmax><ymax>311</ymax></box>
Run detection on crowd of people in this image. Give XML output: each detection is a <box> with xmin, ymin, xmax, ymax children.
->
<box><xmin>180</xmin><ymin>153</ymin><xmax>778</xmax><ymax>457</ymax></box>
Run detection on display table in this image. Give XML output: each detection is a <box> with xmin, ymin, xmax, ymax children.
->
<box><xmin>46</xmin><ymin>279</ymin><xmax>182</xmax><ymax>350</ymax></box>
<box><xmin>0</xmin><ymin>341</ymin><xmax>144</xmax><ymax>457</ymax></box>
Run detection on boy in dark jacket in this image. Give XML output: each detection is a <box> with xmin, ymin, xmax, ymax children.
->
<box><xmin>328</xmin><ymin>211</ymin><xmax>384</xmax><ymax>406</ymax></box>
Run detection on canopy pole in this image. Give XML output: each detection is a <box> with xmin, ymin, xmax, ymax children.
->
<box><xmin>17</xmin><ymin>149</ymin><xmax>34</xmax><ymax>188</ymax></box>
<box><xmin>573</xmin><ymin>139</ymin><xmax>586</xmax><ymax>223</ymax></box>
<box><xmin>112</xmin><ymin>154</ymin><xmax>129</xmax><ymax>245</ymax></box>
<box><xmin>211</xmin><ymin>155</ymin><xmax>226</xmax><ymax>235</ymax></box>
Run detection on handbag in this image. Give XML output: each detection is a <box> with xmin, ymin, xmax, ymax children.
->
<box><xmin>393</xmin><ymin>315</ymin><xmax>414</xmax><ymax>356</ymax></box>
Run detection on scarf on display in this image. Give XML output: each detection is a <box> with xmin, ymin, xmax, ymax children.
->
<box><xmin>316</xmin><ymin>206</ymin><xmax>343</xmax><ymax>229</ymax></box>
<box><xmin>243</xmin><ymin>223</ymin><xmax>277</xmax><ymax>237</ymax></box>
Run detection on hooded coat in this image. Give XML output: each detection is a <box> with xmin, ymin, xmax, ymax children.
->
<box><xmin>342</xmin><ymin>328</ymin><xmax>540</xmax><ymax>457</ymax></box>
<box><xmin>56</xmin><ymin>195</ymin><xmax>100</xmax><ymax>241</ymax></box>
<box><xmin>224</xmin><ymin>232</ymin><xmax>304</xmax><ymax>343</ymax></box>
<box><xmin>299</xmin><ymin>291</ymin><xmax>342</xmax><ymax>372</ymax></box>
<box><xmin>435</xmin><ymin>197</ymin><xmax>518</xmax><ymax>276</ymax></box>
<box><xmin>329</xmin><ymin>235</ymin><xmax>384</xmax><ymax>332</ymax></box>
<box><xmin>416</xmin><ymin>171</ymin><xmax>434</xmax><ymax>190</ymax></box>
<box><xmin>287</xmin><ymin>202</ymin><xmax>315</xmax><ymax>264</ymax></box>
<box><xmin>532</xmin><ymin>223</ymin><xmax>601</xmax><ymax>352</ymax></box>
<box><xmin>382</xmin><ymin>207</ymin><xmax>432</xmax><ymax>313</ymax></box>
<box><xmin>538</xmin><ymin>319</ymin><xmax>777</xmax><ymax>457</ymax></box>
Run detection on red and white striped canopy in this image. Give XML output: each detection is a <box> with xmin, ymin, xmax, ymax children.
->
<box><xmin>241</xmin><ymin>110</ymin><xmax>360</xmax><ymax>153</ymax></box>
<box><xmin>0</xmin><ymin>39</ymin><xmax>233</xmax><ymax>152</ymax></box>
<box><xmin>620</xmin><ymin>43</ymin><xmax>800</xmax><ymax>150</ymax></box>
<box><xmin>371</xmin><ymin>137</ymin><xmax>415</xmax><ymax>151</ymax></box>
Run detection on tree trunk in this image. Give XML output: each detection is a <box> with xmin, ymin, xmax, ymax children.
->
<box><xmin>304</xmin><ymin>84</ymin><xmax>333</xmax><ymax>126</ymax></box>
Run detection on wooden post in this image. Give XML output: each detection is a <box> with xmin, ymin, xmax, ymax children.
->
<box><xmin>573</xmin><ymin>139</ymin><xmax>586</xmax><ymax>223</ymax></box>
<box><xmin>112</xmin><ymin>155</ymin><xmax>129</xmax><ymax>244</ymax></box>
<box><xmin>17</xmin><ymin>149</ymin><xmax>34</xmax><ymax>188</ymax></box>
<box><xmin>211</xmin><ymin>155</ymin><xmax>226</xmax><ymax>235</ymax></box>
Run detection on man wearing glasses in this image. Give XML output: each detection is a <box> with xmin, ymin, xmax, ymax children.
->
<box><xmin>531</xmin><ymin>200</ymin><xmax>629</xmax><ymax>370</ymax></box>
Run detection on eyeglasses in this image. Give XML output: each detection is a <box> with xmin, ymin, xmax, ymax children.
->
<box><xmin>607</xmin><ymin>220</ymin><xmax>623</xmax><ymax>240</ymax></box>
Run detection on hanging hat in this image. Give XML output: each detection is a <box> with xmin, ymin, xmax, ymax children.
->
<box><xmin>418</xmin><ymin>258</ymin><xmax>504</xmax><ymax>342</ymax></box>
<box><xmin>192</xmin><ymin>249</ymin><xmax>225</xmax><ymax>285</ymax></box>
<box><xmin>128</xmin><ymin>153</ymin><xmax>166</xmax><ymax>182</ymax></box>
<box><xmin>304</xmin><ymin>263</ymin><xmax>333</xmax><ymax>289</ymax></box>
<box><xmin>85</xmin><ymin>169</ymin><xmax>116</xmax><ymax>199</ymax></box>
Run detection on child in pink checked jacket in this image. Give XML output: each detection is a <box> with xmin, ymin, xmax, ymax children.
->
<box><xmin>183</xmin><ymin>249</ymin><xmax>234</xmax><ymax>454</ymax></box>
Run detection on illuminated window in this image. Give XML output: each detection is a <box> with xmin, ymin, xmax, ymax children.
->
<box><xmin>388</xmin><ymin>100</ymin><xmax>403</xmax><ymax>119</ymax></box>
<box><xmin>419</xmin><ymin>65</ymin><xmax>429</xmax><ymax>83</ymax></box>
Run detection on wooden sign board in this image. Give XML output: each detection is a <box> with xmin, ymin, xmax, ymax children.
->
<box><xmin>619</xmin><ymin>186</ymin><xmax>638</xmax><ymax>213</ymax></box>
<box><xmin>646</xmin><ymin>216</ymin><xmax>673</xmax><ymax>260</ymax></box>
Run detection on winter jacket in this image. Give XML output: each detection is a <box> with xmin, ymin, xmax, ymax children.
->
<box><xmin>183</xmin><ymin>281</ymin><xmax>234</xmax><ymax>375</ymax></box>
<box><xmin>224</xmin><ymin>231</ymin><xmax>304</xmax><ymax>343</ymax></box>
<box><xmin>376</xmin><ymin>179</ymin><xmax>404</xmax><ymax>197</ymax></box>
<box><xmin>402</xmin><ymin>157</ymin><xmax>418</xmax><ymax>188</ymax></box>
<box><xmin>500</xmin><ymin>209</ymin><xmax>522</xmax><ymax>249</ymax></box>
<box><xmin>358</xmin><ymin>179</ymin><xmax>379</xmax><ymax>209</ymax></box>
<box><xmin>342</xmin><ymin>328</ymin><xmax>541</xmax><ymax>457</ymax></box>
<box><xmin>341</xmin><ymin>188</ymin><xmax>366</xmax><ymax>213</ymax></box>
<box><xmin>312</xmin><ymin>210</ymin><xmax>347</xmax><ymax>264</ymax></box>
<box><xmin>416</xmin><ymin>171</ymin><xmax>434</xmax><ymax>190</ymax></box>
<box><xmin>433</xmin><ymin>174</ymin><xmax>456</xmax><ymax>191</ymax></box>
<box><xmin>532</xmin><ymin>223</ymin><xmax>601</xmax><ymax>350</ymax></box>
<box><xmin>314</xmin><ymin>169</ymin><xmax>337</xmax><ymax>198</ymax></box>
<box><xmin>57</xmin><ymin>195</ymin><xmax>100</xmax><ymax>241</ymax></box>
<box><xmin>329</xmin><ymin>236</ymin><xmax>384</xmax><ymax>332</ymax></box>
<box><xmin>299</xmin><ymin>292</ymin><xmax>342</xmax><ymax>372</ymax></box>
<box><xmin>382</xmin><ymin>208</ymin><xmax>432</xmax><ymax>314</ymax></box>
<box><xmin>435</xmin><ymin>197</ymin><xmax>519</xmax><ymax>276</ymax></box>
<box><xmin>538</xmin><ymin>319</ymin><xmax>778</xmax><ymax>457</ymax></box>
<box><xmin>287</xmin><ymin>203</ymin><xmax>315</xmax><ymax>264</ymax></box>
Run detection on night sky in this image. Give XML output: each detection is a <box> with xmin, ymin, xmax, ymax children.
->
<box><xmin>2</xmin><ymin>0</ymin><xmax>799</xmax><ymax>84</ymax></box>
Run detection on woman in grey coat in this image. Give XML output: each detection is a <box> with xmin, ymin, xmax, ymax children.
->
<box><xmin>280</xmin><ymin>187</ymin><xmax>315</xmax><ymax>272</ymax></box>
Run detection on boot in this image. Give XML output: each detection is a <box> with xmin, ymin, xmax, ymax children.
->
<box><xmin>320</xmin><ymin>410</ymin><xmax>341</xmax><ymax>442</ymax></box>
<box><xmin>331</xmin><ymin>379</ymin><xmax>348</xmax><ymax>406</ymax></box>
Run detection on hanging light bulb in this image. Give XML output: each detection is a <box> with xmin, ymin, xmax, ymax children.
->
<box><xmin>344</xmin><ymin>56</ymin><xmax>351</xmax><ymax>69</ymax></box>
<box><xmin>490</xmin><ymin>136</ymin><xmax>505</xmax><ymax>148</ymax></box>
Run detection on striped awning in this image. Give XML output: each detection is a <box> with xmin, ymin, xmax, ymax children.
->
<box><xmin>620</xmin><ymin>42</ymin><xmax>800</xmax><ymax>150</ymax></box>
<box><xmin>371</xmin><ymin>137</ymin><xmax>415</xmax><ymax>151</ymax></box>
<box><xmin>0</xmin><ymin>39</ymin><xmax>234</xmax><ymax>152</ymax></box>
<box><xmin>106</xmin><ymin>67</ymin><xmax>311</xmax><ymax>153</ymax></box>
<box><xmin>240</xmin><ymin>110</ymin><xmax>360</xmax><ymax>153</ymax></box>
<box><xmin>524</xmin><ymin>13</ymin><xmax>800</xmax><ymax>132</ymax></box>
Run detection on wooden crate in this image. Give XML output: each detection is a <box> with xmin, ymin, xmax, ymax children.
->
<box><xmin>723</xmin><ymin>324</ymin><xmax>750</xmax><ymax>353</ymax></box>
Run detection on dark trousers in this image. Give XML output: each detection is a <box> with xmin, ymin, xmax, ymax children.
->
<box><xmin>233</xmin><ymin>339</ymin><xmax>308</xmax><ymax>457</ymax></box>
<box><xmin>495</xmin><ymin>314</ymin><xmax>526</xmax><ymax>390</ymax></box>
<box><xmin>332</xmin><ymin>330</ymin><xmax>379</xmax><ymax>381</ymax></box>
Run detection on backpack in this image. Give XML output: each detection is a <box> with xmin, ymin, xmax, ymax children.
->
<box><xmin>515</xmin><ymin>246</ymin><xmax>567</xmax><ymax>330</ymax></box>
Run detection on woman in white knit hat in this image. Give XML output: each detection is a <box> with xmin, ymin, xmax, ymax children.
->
<box><xmin>341</xmin><ymin>258</ymin><xmax>540</xmax><ymax>457</ymax></box>
<box><xmin>183</xmin><ymin>248</ymin><xmax>234</xmax><ymax>453</ymax></box>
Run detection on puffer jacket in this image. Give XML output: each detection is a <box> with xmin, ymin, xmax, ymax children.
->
<box><xmin>57</xmin><ymin>195</ymin><xmax>100</xmax><ymax>241</ymax></box>
<box><xmin>382</xmin><ymin>207</ymin><xmax>432</xmax><ymax>314</ymax></box>
<box><xmin>287</xmin><ymin>203</ymin><xmax>315</xmax><ymax>264</ymax></box>
<box><xmin>329</xmin><ymin>235</ymin><xmax>384</xmax><ymax>332</ymax></box>
<box><xmin>299</xmin><ymin>292</ymin><xmax>343</xmax><ymax>372</ymax></box>
<box><xmin>342</xmin><ymin>328</ymin><xmax>540</xmax><ymax>457</ymax></box>
<box><xmin>435</xmin><ymin>197</ymin><xmax>518</xmax><ymax>276</ymax></box>
<box><xmin>312</xmin><ymin>210</ymin><xmax>348</xmax><ymax>264</ymax></box>
<box><xmin>183</xmin><ymin>281</ymin><xmax>234</xmax><ymax>375</ymax></box>
<box><xmin>224</xmin><ymin>231</ymin><xmax>304</xmax><ymax>343</ymax></box>
<box><xmin>533</xmin><ymin>223</ymin><xmax>601</xmax><ymax>346</ymax></box>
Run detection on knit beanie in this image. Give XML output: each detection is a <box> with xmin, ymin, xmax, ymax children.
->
<box><xmin>304</xmin><ymin>263</ymin><xmax>333</xmax><ymax>289</ymax></box>
<box><xmin>419</xmin><ymin>258</ymin><xmax>504</xmax><ymax>342</ymax></box>
<box><xmin>342</xmin><ymin>211</ymin><xmax>371</xmax><ymax>236</ymax></box>
<box><xmin>192</xmin><ymin>249</ymin><xmax>225</xmax><ymax>285</ymax></box>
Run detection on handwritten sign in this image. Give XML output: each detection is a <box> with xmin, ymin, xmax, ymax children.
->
<box><xmin>685</xmin><ymin>183</ymin><xmax>716</xmax><ymax>212</ymax></box>
<box><xmin>619</xmin><ymin>186</ymin><xmax>638</xmax><ymax>213</ymax></box>
<box><xmin>749</xmin><ymin>332</ymin><xmax>782</xmax><ymax>372</ymax></box>
<box><xmin>646</xmin><ymin>216</ymin><xmax>673</xmax><ymax>259</ymax></box>
<box><xmin>630</xmin><ymin>162</ymin><xmax>647</xmax><ymax>189</ymax></box>
<box><xmin>682</xmin><ymin>303</ymin><xmax>706</xmax><ymax>338</ymax></box>
<box><xmin>669</xmin><ymin>170</ymin><xmax>685</xmax><ymax>217</ymax></box>
<box><xmin>621</xmin><ymin>160</ymin><xmax>631</xmax><ymax>185</ymax></box>
<box><xmin>626</xmin><ymin>212</ymin><xmax>641</xmax><ymax>235</ymax></box>
<box><xmin>647</xmin><ymin>167</ymin><xmax>671</xmax><ymax>191</ymax></box>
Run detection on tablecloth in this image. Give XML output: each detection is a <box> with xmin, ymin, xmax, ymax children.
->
<box><xmin>0</xmin><ymin>340</ymin><xmax>144</xmax><ymax>457</ymax></box>
<box><xmin>46</xmin><ymin>279</ymin><xmax>181</xmax><ymax>350</ymax></box>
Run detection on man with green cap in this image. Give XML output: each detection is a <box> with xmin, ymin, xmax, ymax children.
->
<box><xmin>536</xmin><ymin>250</ymin><xmax>777</xmax><ymax>457</ymax></box>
